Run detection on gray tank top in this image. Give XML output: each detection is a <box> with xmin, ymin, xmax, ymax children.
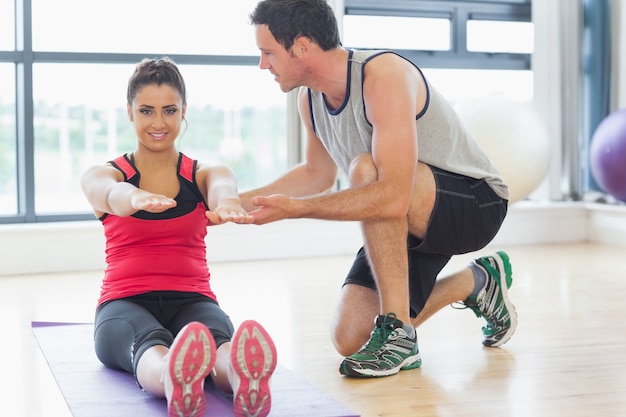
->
<box><xmin>308</xmin><ymin>49</ymin><xmax>510</xmax><ymax>200</ymax></box>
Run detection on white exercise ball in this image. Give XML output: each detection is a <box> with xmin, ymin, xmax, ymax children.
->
<box><xmin>454</xmin><ymin>95</ymin><xmax>551</xmax><ymax>203</ymax></box>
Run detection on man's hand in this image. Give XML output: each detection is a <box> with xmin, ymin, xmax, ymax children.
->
<box><xmin>247</xmin><ymin>194</ymin><xmax>294</xmax><ymax>225</ymax></box>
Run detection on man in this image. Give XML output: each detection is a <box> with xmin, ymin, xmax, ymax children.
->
<box><xmin>241</xmin><ymin>0</ymin><xmax>517</xmax><ymax>378</ymax></box>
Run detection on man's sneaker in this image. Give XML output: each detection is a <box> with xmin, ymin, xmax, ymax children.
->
<box><xmin>164</xmin><ymin>321</ymin><xmax>216</xmax><ymax>417</ymax></box>
<box><xmin>339</xmin><ymin>313</ymin><xmax>421</xmax><ymax>378</ymax></box>
<box><xmin>462</xmin><ymin>251</ymin><xmax>518</xmax><ymax>347</ymax></box>
<box><xmin>230</xmin><ymin>320</ymin><xmax>277</xmax><ymax>417</ymax></box>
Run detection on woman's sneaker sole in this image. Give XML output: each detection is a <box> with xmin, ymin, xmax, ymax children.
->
<box><xmin>231</xmin><ymin>320</ymin><xmax>277</xmax><ymax>417</ymax></box>
<box><xmin>167</xmin><ymin>322</ymin><xmax>216</xmax><ymax>417</ymax></box>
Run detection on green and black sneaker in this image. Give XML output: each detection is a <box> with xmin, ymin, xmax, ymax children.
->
<box><xmin>339</xmin><ymin>313</ymin><xmax>421</xmax><ymax>378</ymax></box>
<box><xmin>461</xmin><ymin>251</ymin><xmax>518</xmax><ymax>347</ymax></box>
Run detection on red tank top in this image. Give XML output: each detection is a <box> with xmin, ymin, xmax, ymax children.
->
<box><xmin>97</xmin><ymin>153</ymin><xmax>217</xmax><ymax>306</ymax></box>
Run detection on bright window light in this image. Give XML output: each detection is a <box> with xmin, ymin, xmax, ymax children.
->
<box><xmin>31</xmin><ymin>0</ymin><xmax>260</xmax><ymax>55</ymax></box>
<box><xmin>467</xmin><ymin>20</ymin><xmax>534</xmax><ymax>54</ymax></box>
<box><xmin>31</xmin><ymin>63</ymin><xmax>287</xmax><ymax>214</ymax></box>
<box><xmin>0</xmin><ymin>0</ymin><xmax>15</xmax><ymax>50</ymax></box>
<box><xmin>343</xmin><ymin>15</ymin><xmax>450</xmax><ymax>51</ymax></box>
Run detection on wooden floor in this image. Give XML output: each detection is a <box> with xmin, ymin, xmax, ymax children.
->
<box><xmin>2</xmin><ymin>242</ymin><xmax>626</xmax><ymax>417</ymax></box>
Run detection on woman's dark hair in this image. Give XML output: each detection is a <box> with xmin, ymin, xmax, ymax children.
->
<box><xmin>126</xmin><ymin>57</ymin><xmax>187</xmax><ymax>106</ymax></box>
<box><xmin>250</xmin><ymin>0</ymin><xmax>341</xmax><ymax>51</ymax></box>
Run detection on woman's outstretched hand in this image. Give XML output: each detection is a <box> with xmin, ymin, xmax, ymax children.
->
<box><xmin>205</xmin><ymin>198</ymin><xmax>254</xmax><ymax>225</ymax></box>
<box><xmin>131</xmin><ymin>190</ymin><xmax>177</xmax><ymax>213</ymax></box>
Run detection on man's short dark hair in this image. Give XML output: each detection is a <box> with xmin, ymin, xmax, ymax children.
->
<box><xmin>250</xmin><ymin>0</ymin><xmax>341</xmax><ymax>51</ymax></box>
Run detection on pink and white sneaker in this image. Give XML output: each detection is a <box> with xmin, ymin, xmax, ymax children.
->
<box><xmin>230</xmin><ymin>320</ymin><xmax>277</xmax><ymax>417</ymax></box>
<box><xmin>164</xmin><ymin>321</ymin><xmax>216</xmax><ymax>417</ymax></box>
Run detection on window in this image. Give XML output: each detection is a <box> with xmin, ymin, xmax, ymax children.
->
<box><xmin>341</xmin><ymin>0</ymin><xmax>536</xmax><ymax>196</ymax></box>
<box><xmin>466</xmin><ymin>20</ymin><xmax>534</xmax><ymax>53</ymax></box>
<box><xmin>342</xmin><ymin>0</ymin><xmax>536</xmax><ymax>104</ymax></box>
<box><xmin>342</xmin><ymin>2</ymin><xmax>534</xmax><ymax>101</ymax></box>
<box><xmin>0</xmin><ymin>0</ymin><xmax>14</xmax><ymax>50</ymax></box>
<box><xmin>0</xmin><ymin>64</ymin><xmax>17</xmax><ymax>215</ymax></box>
<box><xmin>31</xmin><ymin>0</ymin><xmax>260</xmax><ymax>55</ymax></box>
<box><xmin>31</xmin><ymin>64</ymin><xmax>285</xmax><ymax>215</ymax></box>
<box><xmin>343</xmin><ymin>0</ymin><xmax>533</xmax><ymax>71</ymax></box>
<box><xmin>343</xmin><ymin>15</ymin><xmax>450</xmax><ymax>51</ymax></box>
<box><xmin>2</xmin><ymin>0</ymin><xmax>539</xmax><ymax>223</ymax></box>
<box><xmin>2</xmin><ymin>0</ymin><xmax>288</xmax><ymax>223</ymax></box>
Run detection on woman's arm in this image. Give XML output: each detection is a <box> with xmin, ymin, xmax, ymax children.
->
<box><xmin>81</xmin><ymin>164</ymin><xmax>176</xmax><ymax>217</ymax></box>
<box><xmin>199</xmin><ymin>164</ymin><xmax>253</xmax><ymax>225</ymax></box>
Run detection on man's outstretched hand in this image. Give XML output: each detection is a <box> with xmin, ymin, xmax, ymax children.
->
<box><xmin>247</xmin><ymin>194</ymin><xmax>294</xmax><ymax>225</ymax></box>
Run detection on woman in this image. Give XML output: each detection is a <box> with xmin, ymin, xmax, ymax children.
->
<box><xmin>81</xmin><ymin>57</ymin><xmax>276</xmax><ymax>417</ymax></box>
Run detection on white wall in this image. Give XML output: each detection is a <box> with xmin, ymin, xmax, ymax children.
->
<box><xmin>3</xmin><ymin>2</ymin><xmax>626</xmax><ymax>277</ymax></box>
<box><xmin>1</xmin><ymin>202</ymin><xmax>625</xmax><ymax>277</ymax></box>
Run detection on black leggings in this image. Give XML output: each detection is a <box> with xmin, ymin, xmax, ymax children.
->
<box><xmin>94</xmin><ymin>291</ymin><xmax>234</xmax><ymax>379</ymax></box>
<box><xmin>344</xmin><ymin>166</ymin><xmax>508</xmax><ymax>317</ymax></box>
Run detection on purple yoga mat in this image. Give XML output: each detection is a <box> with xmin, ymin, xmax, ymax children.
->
<box><xmin>32</xmin><ymin>322</ymin><xmax>359</xmax><ymax>417</ymax></box>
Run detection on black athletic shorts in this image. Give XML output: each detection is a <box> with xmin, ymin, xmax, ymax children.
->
<box><xmin>94</xmin><ymin>291</ymin><xmax>234</xmax><ymax>380</ymax></box>
<box><xmin>344</xmin><ymin>166</ymin><xmax>508</xmax><ymax>317</ymax></box>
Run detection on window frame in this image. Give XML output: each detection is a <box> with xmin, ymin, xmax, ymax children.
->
<box><xmin>343</xmin><ymin>0</ymin><xmax>532</xmax><ymax>70</ymax></box>
<box><xmin>1</xmin><ymin>0</ymin><xmax>285</xmax><ymax>224</ymax></box>
<box><xmin>2</xmin><ymin>0</ymin><xmax>535</xmax><ymax>224</ymax></box>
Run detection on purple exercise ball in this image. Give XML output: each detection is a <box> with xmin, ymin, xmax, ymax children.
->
<box><xmin>590</xmin><ymin>108</ymin><xmax>626</xmax><ymax>202</ymax></box>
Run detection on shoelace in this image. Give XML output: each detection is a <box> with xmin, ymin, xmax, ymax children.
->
<box><xmin>482</xmin><ymin>301</ymin><xmax>509</xmax><ymax>336</ymax></box>
<box><xmin>451</xmin><ymin>301</ymin><xmax>482</xmax><ymax>318</ymax></box>
<box><xmin>361</xmin><ymin>316</ymin><xmax>397</xmax><ymax>354</ymax></box>
<box><xmin>483</xmin><ymin>322</ymin><xmax>497</xmax><ymax>336</ymax></box>
<box><xmin>455</xmin><ymin>294</ymin><xmax>504</xmax><ymax>336</ymax></box>
<box><xmin>362</xmin><ymin>327</ymin><xmax>388</xmax><ymax>353</ymax></box>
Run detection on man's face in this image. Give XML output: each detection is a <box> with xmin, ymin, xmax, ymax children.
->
<box><xmin>255</xmin><ymin>24</ymin><xmax>303</xmax><ymax>93</ymax></box>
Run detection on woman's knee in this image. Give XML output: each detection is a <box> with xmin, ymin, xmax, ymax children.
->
<box><xmin>349</xmin><ymin>153</ymin><xmax>377</xmax><ymax>187</ymax></box>
<box><xmin>94</xmin><ymin>318</ymin><xmax>136</xmax><ymax>372</ymax></box>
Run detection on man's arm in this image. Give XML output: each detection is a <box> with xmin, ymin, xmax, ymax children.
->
<box><xmin>250</xmin><ymin>54</ymin><xmax>421</xmax><ymax>224</ymax></box>
<box><xmin>240</xmin><ymin>87</ymin><xmax>339</xmax><ymax>212</ymax></box>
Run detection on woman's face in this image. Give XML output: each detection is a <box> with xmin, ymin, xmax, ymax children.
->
<box><xmin>127</xmin><ymin>83</ymin><xmax>186</xmax><ymax>152</ymax></box>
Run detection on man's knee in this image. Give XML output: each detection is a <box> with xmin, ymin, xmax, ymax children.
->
<box><xmin>331</xmin><ymin>319</ymin><xmax>366</xmax><ymax>357</ymax></box>
<box><xmin>349</xmin><ymin>153</ymin><xmax>377</xmax><ymax>187</ymax></box>
<box><xmin>331</xmin><ymin>283</ymin><xmax>380</xmax><ymax>356</ymax></box>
